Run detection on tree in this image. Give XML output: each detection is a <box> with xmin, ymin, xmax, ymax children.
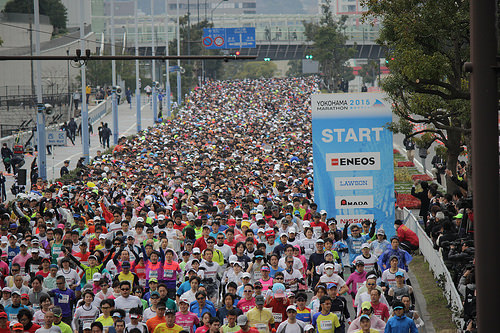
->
<box><xmin>286</xmin><ymin>59</ymin><xmax>302</xmax><ymax>77</ymax></box>
<box><xmin>3</xmin><ymin>0</ymin><xmax>67</xmax><ymax>31</ymax></box>
<box><xmin>220</xmin><ymin>61</ymin><xmax>277</xmax><ymax>80</ymax></box>
<box><xmin>303</xmin><ymin>0</ymin><xmax>355</xmax><ymax>92</ymax></box>
<box><xmin>358</xmin><ymin>59</ymin><xmax>379</xmax><ymax>86</ymax></box>
<box><xmin>362</xmin><ymin>0</ymin><xmax>471</xmax><ymax>192</ymax></box>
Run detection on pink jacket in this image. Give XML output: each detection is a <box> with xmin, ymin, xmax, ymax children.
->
<box><xmin>345</xmin><ymin>270</ymin><xmax>368</xmax><ymax>295</ymax></box>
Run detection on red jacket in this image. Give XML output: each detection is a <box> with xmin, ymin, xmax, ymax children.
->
<box><xmin>397</xmin><ymin>225</ymin><xmax>419</xmax><ymax>247</ymax></box>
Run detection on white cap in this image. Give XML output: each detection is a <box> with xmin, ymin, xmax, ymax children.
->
<box><xmin>304</xmin><ymin>324</ymin><xmax>314</xmax><ymax>331</ymax></box>
<box><xmin>82</xmin><ymin>323</ymin><xmax>92</xmax><ymax>330</ymax></box>
<box><xmin>148</xmin><ymin>211</ymin><xmax>156</xmax><ymax>218</ymax></box>
<box><xmin>229</xmin><ymin>255</ymin><xmax>238</xmax><ymax>263</ymax></box>
<box><xmin>137</xmin><ymin>217</ymin><xmax>144</xmax><ymax>222</ymax></box>
<box><xmin>93</xmin><ymin>273</ymin><xmax>102</xmax><ymax>281</ymax></box>
<box><xmin>99</xmin><ymin>234</ymin><xmax>107</xmax><ymax>239</ymax></box>
<box><xmin>325</xmin><ymin>263</ymin><xmax>334</xmax><ymax>269</ymax></box>
<box><xmin>286</xmin><ymin>305</ymin><xmax>297</xmax><ymax>312</ymax></box>
<box><xmin>187</xmin><ymin>212</ymin><xmax>195</xmax><ymax>221</ymax></box>
<box><xmin>288</xmin><ymin>226</ymin><xmax>296</xmax><ymax>234</ymax></box>
<box><xmin>361</xmin><ymin>243</ymin><xmax>370</xmax><ymax>249</ymax></box>
<box><xmin>158</xmin><ymin>214</ymin><xmax>165</xmax><ymax>220</ymax></box>
<box><xmin>0</xmin><ymin>236</ymin><xmax>7</xmax><ymax>243</ymax></box>
<box><xmin>255</xmin><ymin>213</ymin><xmax>264</xmax><ymax>220</ymax></box>
<box><xmin>257</xmin><ymin>228</ymin><xmax>265</xmax><ymax>234</ymax></box>
<box><xmin>320</xmin><ymin>210</ymin><xmax>327</xmax><ymax>215</ymax></box>
<box><xmin>242</xmin><ymin>272</ymin><xmax>251</xmax><ymax>279</ymax></box>
<box><xmin>256</xmin><ymin>205</ymin><xmax>265</xmax><ymax>212</ymax></box>
<box><xmin>192</xmin><ymin>248</ymin><xmax>201</xmax><ymax>254</ymax></box>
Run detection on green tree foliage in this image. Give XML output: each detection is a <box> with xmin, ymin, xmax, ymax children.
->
<box><xmin>362</xmin><ymin>0</ymin><xmax>471</xmax><ymax>184</ymax></box>
<box><xmin>303</xmin><ymin>0</ymin><xmax>355</xmax><ymax>92</ymax></box>
<box><xmin>220</xmin><ymin>61</ymin><xmax>277</xmax><ymax>80</ymax></box>
<box><xmin>85</xmin><ymin>53</ymin><xmax>136</xmax><ymax>90</ymax></box>
<box><xmin>3</xmin><ymin>0</ymin><xmax>67</xmax><ymax>31</ymax></box>
<box><xmin>286</xmin><ymin>59</ymin><xmax>302</xmax><ymax>77</ymax></box>
<box><xmin>358</xmin><ymin>59</ymin><xmax>379</xmax><ymax>86</ymax></box>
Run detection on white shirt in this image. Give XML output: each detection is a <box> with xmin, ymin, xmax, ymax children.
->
<box><xmin>114</xmin><ymin>295</ymin><xmax>143</xmax><ymax>323</ymax></box>
<box><xmin>278</xmin><ymin>257</ymin><xmax>303</xmax><ymax>271</ymax></box>
<box><xmin>276</xmin><ymin>320</ymin><xmax>305</xmax><ymax>333</ymax></box>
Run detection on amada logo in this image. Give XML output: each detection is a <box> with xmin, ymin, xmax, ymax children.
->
<box><xmin>326</xmin><ymin>152</ymin><xmax>381</xmax><ymax>171</ymax></box>
<box><xmin>335</xmin><ymin>196</ymin><xmax>374</xmax><ymax>209</ymax></box>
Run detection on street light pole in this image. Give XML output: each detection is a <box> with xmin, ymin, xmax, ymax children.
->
<box><xmin>111</xmin><ymin>0</ymin><xmax>119</xmax><ymax>145</ymax></box>
<box><xmin>165</xmin><ymin>0</ymin><xmax>171</xmax><ymax>118</ymax></box>
<box><xmin>151</xmin><ymin>0</ymin><xmax>158</xmax><ymax>122</ymax></box>
<box><xmin>211</xmin><ymin>0</ymin><xmax>228</xmax><ymax>24</ymax></box>
<box><xmin>135</xmin><ymin>0</ymin><xmax>141</xmax><ymax>132</ymax></box>
<box><xmin>80</xmin><ymin>0</ymin><xmax>89</xmax><ymax>164</ymax></box>
<box><xmin>34</xmin><ymin>0</ymin><xmax>47</xmax><ymax>179</ymax></box>
<box><xmin>176</xmin><ymin>0</ymin><xmax>181</xmax><ymax>106</ymax></box>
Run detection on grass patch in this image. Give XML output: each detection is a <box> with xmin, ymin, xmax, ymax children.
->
<box><xmin>410</xmin><ymin>255</ymin><xmax>456</xmax><ymax>332</ymax></box>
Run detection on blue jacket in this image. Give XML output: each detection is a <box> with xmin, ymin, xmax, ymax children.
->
<box><xmin>190</xmin><ymin>300</ymin><xmax>216</xmax><ymax>319</ymax></box>
<box><xmin>378</xmin><ymin>247</ymin><xmax>412</xmax><ymax>271</ymax></box>
<box><xmin>384</xmin><ymin>314</ymin><xmax>418</xmax><ymax>333</ymax></box>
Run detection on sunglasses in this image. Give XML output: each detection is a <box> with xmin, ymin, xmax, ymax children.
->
<box><xmin>121</xmin><ymin>288</ymin><xmax>130</xmax><ymax>291</ymax></box>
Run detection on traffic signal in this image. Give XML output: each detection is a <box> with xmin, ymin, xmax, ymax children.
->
<box><xmin>305</xmin><ymin>54</ymin><xmax>313</xmax><ymax>59</ymax></box>
<box><xmin>264</xmin><ymin>57</ymin><xmax>271</xmax><ymax>61</ymax></box>
<box><xmin>235</xmin><ymin>51</ymin><xmax>240</xmax><ymax>56</ymax></box>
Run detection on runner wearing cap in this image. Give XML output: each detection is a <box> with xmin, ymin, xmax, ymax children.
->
<box><xmin>387</xmin><ymin>272</ymin><xmax>414</xmax><ymax>306</ymax></box>
<box><xmin>246</xmin><ymin>295</ymin><xmax>274</xmax><ymax>333</ymax></box>
<box><xmin>354</xmin><ymin>276</ymin><xmax>389</xmax><ymax>316</ymax></box>
<box><xmin>384</xmin><ymin>301</ymin><xmax>418</xmax><ymax>333</ymax></box>
<box><xmin>125</xmin><ymin>308</ymin><xmax>148</xmax><ymax>333</ymax></box>
<box><xmin>325</xmin><ymin>283</ymin><xmax>350</xmax><ymax>333</ymax></box>
<box><xmin>345</xmin><ymin>261</ymin><xmax>368</xmax><ymax>298</ymax></box>
<box><xmin>380</xmin><ymin>257</ymin><xmax>410</xmax><ymax>292</ymax></box>
<box><xmin>235</xmin><ymin>315</ymin><xmax>259</xmax><ymax>333</ymax></box>
<box><xmin>175</xmin><ymin>297</ymin><xmax>199</xmax><ymax>333</ymax></box>
<box><xmin>370</xmin><ymin>229</ymin><xmax>390</xmax><ymax>258</ymax></box>
<box><xmin>377</xmin><ymin>237</ymin><xmax>412</xmax><ymax>272</ymax></box>
<box><xmin>51</xmin><ymin>307</ymin><xmax>71</xmax><ymax>333</ymax></box>
<box><xmin>146</xmin><ymin>301</ymin><xmax>167</xmax><ymax>333</ymax></box>
<box><xmin>275</xmin><ymin>305</ymin><xmax>305</xmax><ymax>333</ymax></box>
<box><xmin>353</xmin><ymin>244</ymin><xmax>379</xmax><ymax>276</ymax></box>
<box><xmin>152</xmin><ymin>309</ymin><xmax>182</xmax><ymax>333</ymax></box>
<box><xmin>5</xmin><ymin>290</ymin><xmax>29</xmax><ymax>322</ymax></box>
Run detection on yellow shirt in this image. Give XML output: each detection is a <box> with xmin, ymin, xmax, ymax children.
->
<box><xmin>246</xmin><ymin>307</ymin><xmax>274</xmax><ymax>333</ymax></box>
<box><xmin>86</xmin><ymin>86</ymin><xmax>91</xmax><ymax>94</ymax></box>
<box><xmin>96</xmin><ymin>315</ymin><xmax>114</xmax><ymax>329</ymax></box>
<box><xmin>153</xmin><ymin>323</ymin><xmax>183</xmax><ymax>333</ymax></box>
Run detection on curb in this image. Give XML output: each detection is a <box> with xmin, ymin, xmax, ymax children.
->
<box><xmin>408</xmin><ymin>265</ymin><xmax>436</xmax><ymax>333</ymax></box>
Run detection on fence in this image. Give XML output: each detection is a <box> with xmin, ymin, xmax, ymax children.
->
<box><xmin>0</xmin><ymin>97</ymin><xmax>112</xmax><ymax>150</ymax></box>
<box><xmin>399</xmin><ymin>207</ymin><xmax>464</xmax><ymax>328</ymax></box>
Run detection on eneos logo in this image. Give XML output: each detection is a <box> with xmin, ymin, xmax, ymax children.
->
<box><xmin>326</xmin><ymin>152</ymin><xmax>380</xmax><ymax>171</ymax></box>
<box><xmin>335</xmin><ymin>196</ymin><xmax>374</xmax><ymax>209</ymax></box>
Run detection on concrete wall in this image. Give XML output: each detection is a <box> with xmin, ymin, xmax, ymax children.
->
<box><xmin>0</xmin><ymin>13</ymin><xmax>52</xmax><ymax>48</ymax></box>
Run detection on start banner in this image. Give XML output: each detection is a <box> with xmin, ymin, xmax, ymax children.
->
<box><xmin>312</xmin><ymin>93</ymin><xmax>395</xmax><ymax>236</ymax></box>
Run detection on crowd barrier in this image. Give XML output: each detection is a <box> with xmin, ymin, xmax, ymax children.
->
<box><xmin>399</xmin><ymin>207</ymin><xmax>464</xmax><ymax>329</ymax></box>
<box><xmin>0</xmin><ymin>97</ymin><xmax>111</xmax><ymax>149</ymax></box>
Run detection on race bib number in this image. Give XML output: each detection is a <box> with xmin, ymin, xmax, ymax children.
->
<box><xmin>320</xmin><ymin>320</ymin><xmax>332</xmax><ymax>330</ymax></box>
<box><xmin>272</xmin><ymin>313</ymin><xmax>282</xmax><ymax>322</ymax></box>
<box><xmin>165</xmin><ymin>270</ymin><xmax>174</xmax><ymax>279</ymax></box>
<box><xmin>149</xmin><ymin>270</ymin><xmax>158</xmax><ymax>279</ymax></box>
<box><xmin>31</xmin><ymin>264</ymin><xmax>39</xmax><ymax>273</ymax></box>
<box><xmin>255</xmin><ymin>323</ymin><xmax>268</xmax><ymax>332</ymax></box>
<box><xmin>139</xmin><ymin>279</ymin><xmax>146</xmax><ymax>287</ymax></box>
<box><xmin>60</xmin><ymin>294</ymin><xmax>69</xmax><ymax>303</ymax></box>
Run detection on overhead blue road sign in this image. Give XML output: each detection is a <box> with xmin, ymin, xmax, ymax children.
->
<box><xmin>202</xmin><ymin>28</ymin><xmax>256</xmax><ymax>49</ymax></box>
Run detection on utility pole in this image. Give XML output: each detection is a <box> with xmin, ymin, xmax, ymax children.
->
<box><xmin>29</xmin><ymin>20</ymin><xmax>35</xmax><ymax>98</ymax></box>
<box><xmin>151</xmin><ymin>0</ymin><xmax>158</xmax><ymax>122</ymax></box>
<box><xmin>176</xmin><ymin>0</ymin><xmax>182</xmax><ymax>106</ymax></box>
<box><xmin>135</xmin><ymin>0</ymin><xmax>141</xmax><ymax>132</ymax></box>
<box><xmin>165</xmin><ymin>0</ymin><xmax>171</xmax><ymax>118</ymax></box>
<box><xmin>80</xmin><ymin>0</ymin><xmax>89</xmax><ymax>164</ymax></box>
<box><xmin>34</xmin><ymin>0</ymin><xmax>46</xmax><ymax>179</ymax></box>
<box><xmin>111</xmin><ymin>0</ymin><xmax>119</xmax><ymax>145</ymax></box>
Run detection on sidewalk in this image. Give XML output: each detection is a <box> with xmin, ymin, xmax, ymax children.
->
<box><xmin>2</xmin><ymin>97</ymin><xmax>154</xmax><ymax>202</ymax></box>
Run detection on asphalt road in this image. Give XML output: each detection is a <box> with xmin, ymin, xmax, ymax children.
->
<box><xmin>1</xmin><ymin>97</ymin><xmax>154</xmax><ymax>202</ymax></box>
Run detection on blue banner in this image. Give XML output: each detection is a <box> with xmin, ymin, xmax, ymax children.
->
<box><xmin>202</xmin><ymin>28</ymin><xmax>256</xmax><ymax>49</ymax></box>
<box><xmin>312</xmin><ymin>93</ymin><xmax>395</xmax><ymax>237</ymax></box>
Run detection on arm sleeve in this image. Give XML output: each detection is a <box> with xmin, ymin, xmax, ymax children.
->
<box><xmin>342</xmin><ymin>226</ymin><xmax>349</xmax><ymax>240</ymax></box>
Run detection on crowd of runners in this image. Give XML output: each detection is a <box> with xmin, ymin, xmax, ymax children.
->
<box><xmin>0</xmin><ymin>77</ymin><xmax>424</xmax><ymax>333</ymax></box>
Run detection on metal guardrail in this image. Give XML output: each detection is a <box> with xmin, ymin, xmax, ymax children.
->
<box><xmin>0</xmin><ymin>97</ymin><xmax>112</xmax><ymax>150</ymax></box>
<box><xmin>399</xmin><ymin>207</ymin><xmax>464</xmax><ymax>328</ymax></box>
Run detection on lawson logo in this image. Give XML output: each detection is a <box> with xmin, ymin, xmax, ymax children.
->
<box><xmin>335</xmin><ymin>195</ymin><xmax>374</xmax><ymax>209</ymax></box>
<box><xmin>326</xmin><ymin>152</ymin><xmax>381</xmax><ymax>171</ymax></box>
<box><xmin>335</xmin><ymin>177</ymin><xmax>373</xmax><ymax>190</ymax></box>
